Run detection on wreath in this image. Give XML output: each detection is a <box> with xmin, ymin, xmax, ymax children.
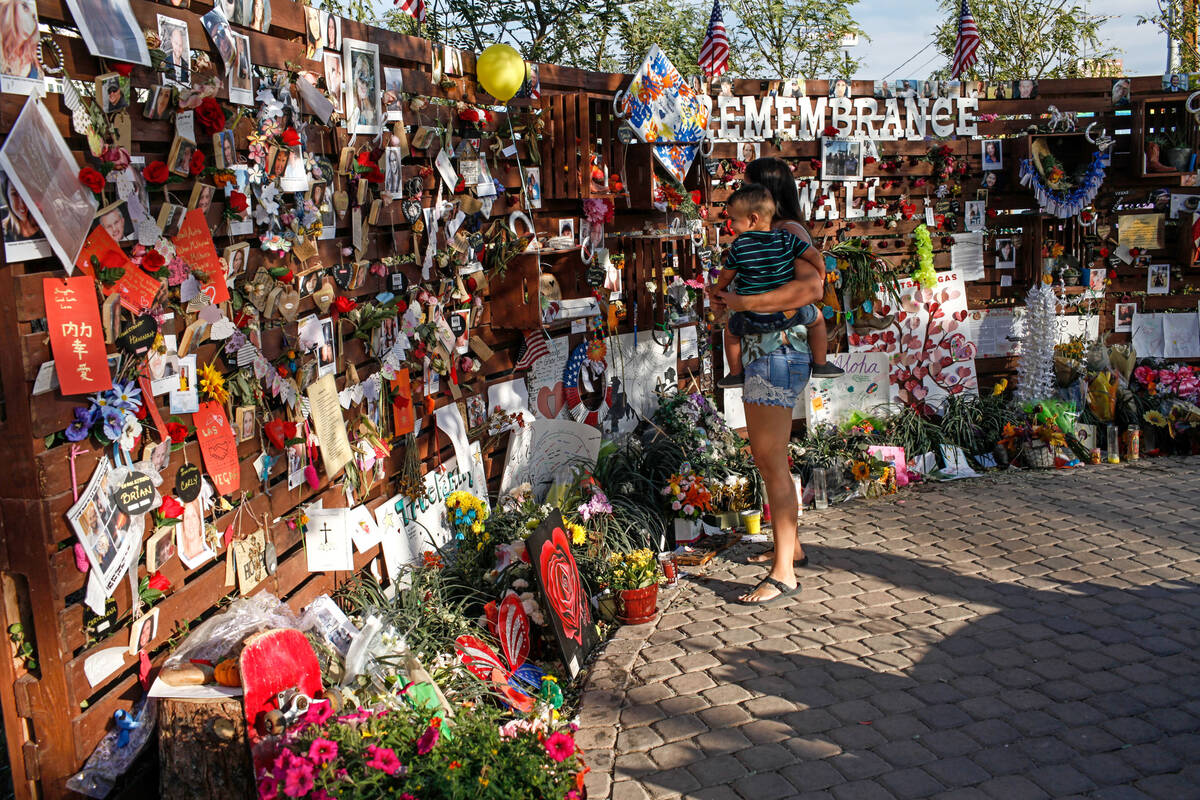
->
<box><xmin>1019</xmin><ymin>139</ymin><xmax>1106</xmax><ymax>219</ymax></box>
<box><xmin>561</xmin><ymin>340</ymin><xmax>612</xmax><ymax>426</ymax></box>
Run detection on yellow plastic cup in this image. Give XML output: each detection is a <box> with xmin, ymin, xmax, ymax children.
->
<box><xmin>741</xmin><ymin>510</ymin><xmax>762</xmax><ymax>536</ymax></box>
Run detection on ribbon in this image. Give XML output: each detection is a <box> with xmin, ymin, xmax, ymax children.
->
<box><xmin>1019</xmin><ymin>151</ymin><xmax>1107</xmax><ymax>219</ymax></box>
<box><xmin>113</xmin><ymin>709</ymin><xmax>139</xmax><ymax>748</ymax></box>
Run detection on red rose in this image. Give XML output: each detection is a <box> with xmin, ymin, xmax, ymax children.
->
<box><xmin>166</xmin><ymin>422</ymin><xmax>188</xmax><ymax>443</ymax></box>
<box><xmin>395</xmin><ymin>299</ymin><xmax>408</xmax><ymax>314</ymax></box>
<box><xmin>228</xmin><ymin>191</ymin><xmax>248</xmax><ymax>214</ymax></box>
<box><xmin>822</xmin><ymin>125</ymin><xmax>839</xmax><ymax>137</ymax></box>
<box><xmin>1099</xmin><ymin>247</ymin><xmax>1110</xmax><ymax>258</ymax></box>
<box><xmin>79</xmin><ymin>167</ymin><xmax>104</xmax><ymax>194</ymax></box>
<box><xmin>281</xmin><ymin>128</ymin><xmax>300</xmax><ymax>147</ymax></box>
<box><xmin>332</xmin><ymin>296</ymin><xmax>357</xmax><ymax>313</ymax></box>
<box><xmin>147</xmin><ymin>571</ymin><xmax>172</xmax><ymax>592</ymax></box>
<box><xmin>1129</xmin><ymin>248</ymin><xmax>1141</xmax><ymax>257</ymax></box>
<box><xmin>196</xmin><ymin>97</ymin><xmax>226</xmax><ymax>135</ymax></box>
<box><xmin>112</xmin><ymin>63</ymin><xmax>133</xmax><ymax>77</ymax></box>
<box><xmin>189</xmin><ymin>149</ymin><xmax>205</xmax><ymax>176</ymax></box>
<box><xmin>100</xmin><ymin>249</ymin><xmax>126</xmax><ymax>271</ymax></box>
<box><xmin>539</xmin><ymin>527</ymin><xmax>589</xmax><ymax>645</ymax></box>
<box><xmin>864</xmin><ymin>156</ymin><xmax>877</xmax><ymax>165</ymax></box>
<box><xmin>143</xmin><ymin>251</ymin><xmax>166</xmax><ymax>271</ymax></box>
<box><xmin>160</xmin><ymin>496</ymin><xmax>184</xmax><ymax>518</ymax></box>
<box><xmin>143</xmin><ymin>161</ymin><xmax>170</xmax><ymax>185</ymax></box>
<box><xmin>366</xmin><ymin>167</ymin><xmax>384</xmax><ymax>184</ymax></box>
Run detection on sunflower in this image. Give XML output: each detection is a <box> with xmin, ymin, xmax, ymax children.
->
<box><xmin>850</xmin><ymin>461</ymin><xmax>871</xmax><ymax>481</ymax></box>
<box><xmin>1145</xmin><ymin>410</ymin><xmax>1168</xmax><ymax>427</ymax></box>
<box><xmin>198</xmin><ymin>360</ymin><xmax>229</xmax><ymax>405</ymax></box>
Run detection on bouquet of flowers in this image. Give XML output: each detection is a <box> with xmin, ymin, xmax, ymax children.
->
<box><xmin>661</xmin><ymin>470</ymin><xmax>712</xmax><ymax>519</ymax></box>
<box><xmin>603</xmin><ymin>549</ymin><xmax>661</xmax><ymax>591</ymax></box>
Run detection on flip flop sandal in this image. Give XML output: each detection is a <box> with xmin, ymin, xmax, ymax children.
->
<box><xmin>738</xmin><ymin>576</ymin><xmax>802</xmax><ymax>606</ymax></box>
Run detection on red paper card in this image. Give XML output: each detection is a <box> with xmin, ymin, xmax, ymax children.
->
<box><xmin>138</xmin><ymin>375</ymin><xmax>168</xmax><ymax>439</ymax></box>
<box><xmin>43</xmin><ymin>276</ymin><xmax>112</xmax><ymax>395</ymax></box>
<box><xmin>172</xmin><ymin>209</ymin><xmax>228</xmax><ymax>305</ymax></box>
<box><xmin>391</xmin><ymin>368</ymin><xmax>414</xmax><ymax>436</ymax></box>
<box><xmin>194</xmin><ymin>400</ymin><xmax>240</xmax><ymax>495</ymax></box>
<box><xmin>76</xmin><ymin>225</ymin><xmax>161</xmax><ymax>312</ymax></box>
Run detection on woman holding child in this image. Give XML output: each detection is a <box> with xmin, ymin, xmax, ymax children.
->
<box><xmin>709</xmin><ymin>157</ymin><xmax>830</xmax><ymax>604</ymax></box>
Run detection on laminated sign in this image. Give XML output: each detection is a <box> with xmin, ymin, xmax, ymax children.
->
<box><xmin>44</xmin><ymin>276</ymin><xmax>112</xmax><ymax>395</ymax></box>
<box><xmin>619</xmin><ymin>46</ymin><xmax>710</xmax><ymax>184</ymax></box>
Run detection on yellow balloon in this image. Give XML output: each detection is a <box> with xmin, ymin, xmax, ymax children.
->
<box><xmin>477</xmin><ymin>43</ymin><xmax>525</xmax><ymax>102</ymax></box>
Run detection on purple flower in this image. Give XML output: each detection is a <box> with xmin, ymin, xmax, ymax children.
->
<box><xmin>281</xmin><ymin>760</ymin><xmax>314</xmax><ymax>797</ymax></box>
<box><xmin>65</xmin><ymin>407</ymin><xmax>95</xmax><ymax>441</ymax></box>
<box><xmin>110</xmin><ymin>380</ymin><xmax>142</xmax><ymax>412</ymax></box>
<box><xmin>101</xmin><ymin>409</ymin><xmax>125</xmax><ymax>441</ymax></box>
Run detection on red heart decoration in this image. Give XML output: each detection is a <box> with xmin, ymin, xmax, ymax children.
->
<box><xmin>536</xmin><ymin>383</ymin><xmax>564</xmax><ymax>418</ymax></box>
<box><xmin>264</xmin><ymin>419</ymin><xmax>296</xmax><ymax>450</ymax></box>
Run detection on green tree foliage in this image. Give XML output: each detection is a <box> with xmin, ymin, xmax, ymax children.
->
<box><xmin>932</xmin><ymin>0</ymin><xmax>1119</xmax><ymax>80</ymax></box>
<box><xmin>725</xmin><ymin>0</ymin><xmax>865</xmax><ymax>79</ymax></box>
<box><xmin>593</xmin><ymin>0</ymin><xmax>711</xmax><ymax>76</ymax></box>
<box><xmin>1139</xmin><ymin>1</ymin><xmax>1199</xmax><ymax>72</ymax></box>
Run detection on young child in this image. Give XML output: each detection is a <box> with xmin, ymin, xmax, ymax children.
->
<box><xmin>715</xmin><ymin>184</ymin><xmax>843</xmax><ymax>388</ymax></box>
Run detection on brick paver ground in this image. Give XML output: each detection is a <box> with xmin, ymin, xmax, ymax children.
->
<box><xmin>581</xmin><ymin>458</ymin><xmax>1200</xmax><ymax>800</ymax></box>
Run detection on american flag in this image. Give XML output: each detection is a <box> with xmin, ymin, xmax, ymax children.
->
<box><xmin>950</xmin><ymin>0</ymin><xmax>980</xmax><ymax>79</ymax></box>
<box><xmin>395</xmin><ymin>0</ymin><xmax>426</xmax><ymax>24</ymax></box>
<box><xmin>513</xmin><ymin>329</ymin><xmax>549</xmax><ymax>371</ymax></box>
<box><xmin>698</xmin><ymin>0</ymin><xmax>730</xmax><ymax>78</ymax></box>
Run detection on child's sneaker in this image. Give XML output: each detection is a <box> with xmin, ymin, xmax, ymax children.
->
<box><xmin>717</xmin><ymin>373</ymin><xmax>745</xmax><ymax>388</ymax></box>
<box><xmin>812</xmin><ymin>362</ymin><xmax>845</xmax><ymax>377</ymax></box>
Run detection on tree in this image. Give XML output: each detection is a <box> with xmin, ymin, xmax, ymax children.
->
<box><xmin>1138</xmin><ymin>1</ymin><xmax>1199</xmax><ymax>72</ymax></box>
<box><xmin>932</xmin><ymin>0</ymin><xmax>1119</xmax><ymax>80</ymax></box>
<box><xmin>597</xmin><ymin>0</ymin><xmax>712</xmax><ymax>76</ymax></box>
<box><xmin>725</xmin><ymin>0</ymin><xmax>866</xmax><ymax>79</ymax></box>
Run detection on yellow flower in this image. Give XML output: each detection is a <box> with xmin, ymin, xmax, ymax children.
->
<box><xmin>851</xmin><ymin>461</ymin><xmax>871</xmax><ymax>481</ymax></box>
<box><xmin>198</xmin><ymin>360</ymin><xmax>229</xmax><ymax>405</ymax></box>
<box><xmin>568</xmin><ymin>523</ymin><xmax>586</xmax><ymax>546</ymax></box>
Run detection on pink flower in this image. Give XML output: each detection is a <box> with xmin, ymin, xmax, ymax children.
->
<box><xmin>416</xmin><ymin>724</ymin><xmax>440</xmax><ymax>755</ymax></box>
<box><xmin>544</xmin><ymin>731</ymin><xmax>575</xmax><ymax>763</ymax></box>
<box><xmin>305</xmin><ymin>701</ymin><xmax>334</xmax><ymax>726</ymax></box>
<box><xmin>365</xmin><ymin>744</ymin><xmax>403</xmax><ymax>775</ymax></box>
<box><xmin>308</xmin><ymin>738</ymin><xmax>338</xmax><ymax>766</ymax></box>
<box><xmin>257</xmin><ymin>777</ymin><xmax>280</xmax><ymax>800</ymax></box>
<box><xmin>282</xmin><ymin>761</ymin><xmax>314</xmax><ymax>797</ymax></box>
<box><xmin>336</xmin><ymin>708</ymin><xmax>372</xmax><ymax>724</ymax></box>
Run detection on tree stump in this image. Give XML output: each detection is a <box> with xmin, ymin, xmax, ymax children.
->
<box><xmin>157</xmin><ymin>696</ymin><xmax>254</xmax><ymax>799</ymax></box>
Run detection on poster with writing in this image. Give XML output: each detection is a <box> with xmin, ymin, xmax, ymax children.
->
<box><xmin>76</xmin><ymin>225</ymin><xmax>160</xmax><ymax>313</ymax></box>
<box><xmin>1133</xmin><ymin>312</ymin><xmax>1166</xmax><ymax>358</ymax></box>
<box><xmin>1118</xmin><ymin>213</ymin><xmax>1165</xmax><ymax>251</ymax></box>
<box><xmin>304</xmin><ymin>507</ymin><xmax>354</xmax><ymax>572</ymax></box>
<box><xmin>307</xmin><ymin>373</ymin><xmax>353</xmax><ymax>478</ymax></box>
<box><xmin>172</xmin><ymin>209</ymin><xmax>228</xmax><ymax>304</ymax></box>
<box><xmin>609</xmin><ymin>332</ymin><xmax>678</xmax><ymax>433</ymax></box>
<box><xmin>499</xmin><ymin>418</ymin><xmax>601</xmax><ymax>500</ymax></box>
<box><xmin>1163</xmin><ymin>312</ymin><xmax>1200</xmax><ymax>359</ymax></box>
<box><xmin>44</xmin><ymin>276</ymin><xmax>112</xmax><ymax>394</ymax></box>
<box><xmin>194</xmin><ymin>400</ymin><xmax>240</xmax><ymax>495</ymax></box>
<box><xmin>807</xmin><ymin>351</ymin><xmax>893</xmax><ymax>426</ymax></box>
<box><xmin>961</xmin><ymin>309</ymin><xmax>1100</xmax><ymax>359</ymax></box>
<box><xmin>526</xmin><ymin>335</ymin><xmax>571</xmax><ymax>419</ymax></box>
<box><xmin>849</xmin><ymin>270</ymin><xmax>978</xmax><ymax>408</ymax></box>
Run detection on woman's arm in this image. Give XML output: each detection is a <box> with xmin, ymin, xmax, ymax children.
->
<box><xmin>709</xmin><ymin>240</ymin><xmax>824</xmax><ymax>313</ymax></box>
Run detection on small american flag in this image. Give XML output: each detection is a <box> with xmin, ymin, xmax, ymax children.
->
<box><xmin>513</xmin><ymin>329</ymin><xmax>549</xmax><ymax>371</ymax></box>
<box><xmin>698</xmin><ymin>0</ymin><xmax>730</xmax><ymax>78</ymax></box>
<box><xmin>394</xmin><ymin>0</ymin><xmax>426</xmax><ymax>24</ymax></box>
<box><xmin>951</xmin><ymin>0</ymin><xmax>980</xmax><ymax>79</ymax></box>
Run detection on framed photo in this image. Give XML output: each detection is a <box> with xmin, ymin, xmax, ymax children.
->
<box><xmin>1148</xmin><ymin>263</ymin><xmax>1171</xmax><ymax>294</ymax></box>
<box><xmin>157</xmin><ymin>203</ymin><xmax>187</xmax><ymax>238</ymax></box>
<box><xmin>981</xmin><ymin>139</ymin><xmax>1003</xmax><ymax>171</ymax></box>
<box><xmin>64</xmin><ymin>0</ymin><xmax>150</xmax><ymax>66</ymax></box>
<box><xmin>176</xmin><ymin>496</ymin><xmax>214</xmax><ymax>568</ymax></box>
<box><xmin>214</xmin><ymin>130</ymin><xmax>239</xmax><ymax>169</ymax></box>
<box><xmin>523</xmin><ymin>166</ymin><xmax>542</xmax><ymax>209</ymax></box>
<box><xmin>303</xmin><ymin>5</ymin><xmax>324</xmax><ymax>58</ymax></box>
<box><xmin>323</xmin><ymin>52</ymin><xmax>345</xmax><ymax>115</ymax></box>
<box><xmin>228</xmin><ymin>32</ymin><xmax>253</xmax><ymax>106</ymax></box>
<box><xmin>235</xmin><ymin>405</ymin><xmax>256</xmax><ymax>441</ymax></box>
<box><xmin>343</xmin><ymin>39</ymin><xmax>381</xmax><ymax>134</ymax></box>
<box><xmin>95</xmin><ymin>73</ymin><xmax>130</xmax><ymax>113</ymax></box>
<box><xmin>0</xmin><ymin>169</ymin><xmax>50</xmax><ymax>260</ymax></box>
<box><xmin>200</xmin><ymin>5</ymin><xmax>236</xmax><ymax>67</ymax></box>
<box><xmin>223</xmin><ymin>241</ymin><xmax>249</xmax><ymax>278</ymax></box>
<box><xmin>145</xmin><ymin>527</ymin><xmax>176</xmax><ymax>572</ymax></box>
<box><xmin>226</xmin><ymin>166</ymin><xmax>253</xmax><ymax>236</ymax></box>
<box><xmin>0</xmin><ymin>0</ymin><xmax>43</xmax><ymax>93</ymax></box>
<box><xmin>383</xmin><ymin>147</ymin><xmax>403</xmax><ymax>195</ymax></box>
<box><xmin>167</xmin><ymin>136</ymin><xmax>196</xmax><ymax>177</ymax></box>
<box><xmin>820</xmin><ymin>137</ymin><xmax>863</xmax><ymax>182</ymax></box>
<box><xmin>1164</xmin><ymin>73</ymin><xmax>1187</xmax><ymax>92</ymax></box>
<box><xmin>157</xmin><ymin>15</ymin><xmax>191</xmax><ymax>88</ymax></box>
<box><xmin>93</xmin><ymin>200</ymin><xmax>132</xmax><ymax>244</ymax></box>
<box><xmin>0</xmin><ymin>98</ymin><xmax>98</xmax><ymax>269</ymax></box>
<box><xmin>1114</xmin><ymin>302</ymin><xmax>1136</xmax><ymax>333</ymax></box>
<box><xmin>267</xmin><ymin>147</ymin><xmax>290</xmax><ymax>180</ymax></box>
<box><xmin>994</xmin><ymin>238</ymin><xmax>1016</xmax><ymax>269</ymax></box>
<box><xmin>188</xmin><ymin>182</ymin><xmax>216</xmax><ymax>214</ymax></box>
<box><xmin>964</xmin><ymin>200</ymin><xmax>985</xmax><ymax>232</ymax></box>
<box><xmin>1112</xmin><ymin>78</ymin><xmax>1131</xmax><ymax>107</ymax></box>
<box><xmin>558</xmin><ymin>218</ymin><xmax>576</xmax><ymax>244</ymax></box>
<box><xmin>317</xmin><ymin>317</ymin><xmax>336</xmax><ymax>377</ymax></box>
<box><xmin>383</xmin><ymin>66</ymin><xmax>405</xmax><ymax>121</ymax></box>
<box><xmin>322</xmin><ymin>11</ymin><xmax>341</xmax><ymax>51</ymax></box>
<box><xmin>828</xmin><ymin>77</ymin><xmax>850</xmax><ymax>98</ymax></box>
<box><xmin>129</xmin><ymin>607</ymin><xmax>159</xmax><ymax>655</ymax></box>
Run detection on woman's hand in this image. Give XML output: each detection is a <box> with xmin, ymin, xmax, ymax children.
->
<box><xmin>710</xmin><ymin>288</ymin><xmax>745</xmax><ymax>312</ymax></box>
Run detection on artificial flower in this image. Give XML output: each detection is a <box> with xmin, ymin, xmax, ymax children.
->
<box><xmin>280</xmin><ymin>128</ymin><xmax>300</xmax><ymax>147</ymax></box>
<box><xmin>78</xmin><ymin>167</ymin><xmax>104</xmax><ymax>194</ymax></box>
<box><xmin>189</xmin><ymin>149</ymin><xmax>205</xmax><ymax>176</ymax></box>
<box><xmin>142</xmin><ymin>250</ymin><xmax>167</xmax><ymax>272</ymax></box>
<box><xmin>111</xmin><ymin>380</ymin><xmax>143</xmax><ymax>411</ymax></box>
<box><xmin>111</xmin><ymin>63</ymin><xmax>133</xmax><ymax>77</ymax></box>
<box><xmin>166</xmin><ymin>421</ymin><xmax>189</xmax><ymax>444</ymax></box>
<box><xmin>332</xmin><ymin>296</ymin><xmax>357</xmax><ymax>314</ymax></box>
<box><xmin>544</xmin><ymin>731</ymin><xmax>575</xmax><ymax>763</ymax></box>
<box><xmin>228</xmin><ymin>190</ymin><xmax>249</xmax><ymax>216</ymax></box>
<box><xmin>160</xmin><ymin>496</ymin><xmax>184</xmax><ymax>518</ymax></box>
<box><xmin>100</xmin><ymin>409</ymin><xmax>125</xmax><ymax>441</ymax></box>
<box><xmin>65</xmin><ymin>407</ymin><xmax>95</xmax><ymax>441</ymax></box>
<box><xmin>101</xmin><ymin>146</ymin><xmax>131</xmax><ymax>171</ymax></box>
<box><xmin>118</xmin><ymin>416</ymin><xmax>142</xmax><ymax>452</ymax></box>
<box><xmin>196</xmin><ymin>97</ymin><xmax>226</xmax><ymax>135</ymax></box>
<box><xmin>143</xmin><ymin>161</ymin><xmax>170</xmax><ymax>185</ymax></box>
<box><xmin>147</xmin><ymin>571</ymin><xmax>171</xmax><ymax>593</ymax></box>
<box><xmin>198</xmin><ymin>361</ymin><xmax>230</xmax><ymax>405</ymax></box>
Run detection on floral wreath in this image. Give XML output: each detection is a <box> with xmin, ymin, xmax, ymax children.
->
<box><xmin>1019</xmin><ymin>149</ymin><xmax>1106</xmax><ymax>219</ymax></box>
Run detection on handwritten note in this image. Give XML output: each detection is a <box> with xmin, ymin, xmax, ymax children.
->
<box><xmin>1118</xmin><ymin>213</ymin><xmax>1165</xmax><ymax>250</ymax></box>
<box><xmin>76</xmin><ymin>225</ymin><xmax>161</xmax><ymax>313</ymax></box>
<box><xmin>307</xmin><ymin>373</ymin><xmax>353</xmax><ymax>479</ymax></box>
<box><xmin>194</xmin><ymin>400</ymin><xmax>240</xmax><ymax>495</ymax></box>
<box><xmin>43</xmin><ymin>276</ymin><xmax>112</xmax><ymax>395</ymax></box>
<box><xmin>807</xmin><ymin>351</ymin><xmax>892</xmax><ymax>426</ymax></box>
<box><xmin>172</xmin><ymin>209</ymin><xmax>228</xmax><ymax>304</ymax></box>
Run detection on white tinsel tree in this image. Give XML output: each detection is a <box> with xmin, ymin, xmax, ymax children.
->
<box><xmin>1015</xmin><ymin>282</ymin><xmax>1059</xmax><ymax>404</ymax></box>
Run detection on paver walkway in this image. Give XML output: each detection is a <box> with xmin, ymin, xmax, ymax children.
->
<box><xmin>578</xmin><ymin>458</ymin><xmax>1200</xmax><ymax>800</ymax></box>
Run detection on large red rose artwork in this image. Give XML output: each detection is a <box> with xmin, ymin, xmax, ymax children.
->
<box><xmin>528</xmin><ymin>511</ymin><xmax>597</xmax><ymax>677</ymax></box>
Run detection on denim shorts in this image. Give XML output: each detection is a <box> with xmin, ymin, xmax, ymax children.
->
<box><xmin>743</xmin><ymin>345</ymin><xmax>812</xmax><ymax>407</ymax></box>
<box><xmin>729</xmin><ymin>304</ymin><xmax>818</xmax><ymax>336</ymax></box>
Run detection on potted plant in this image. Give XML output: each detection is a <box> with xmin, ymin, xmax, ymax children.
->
<box><xmin>661</xmin><ymin>469</ymin><xmax>712</xmax><ymax>544</ymax></box>
<box><xmin>604</xmin><ymin>549</ymin><xmax>663</xmax><ymax>624</ymax></box>
<box><xmin>1153</xmin><ymin>130</ymin><xmax>1193</xmax><ymax>171</ymax></box>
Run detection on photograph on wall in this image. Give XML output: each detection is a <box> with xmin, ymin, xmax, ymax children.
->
<box><xmin>1147</xmin><ymin>263</ymin><xmax>1171</xmax><ymax>294</ymax></box>
<box><xmin>96</xmin><ymin>73</ymin><xmax>130</xmax><ymax>113</ymax></box>
<box><xmin>0</xmin><ymin>168</ymin><xmax>49</xmax><ymax>261</ymax></box>
<box><xmin>66</xmin><ymin>458</ymin><xmax>145</xmax><ymax>597</ymax></box>
<box><xmin>324</xmin><ymin>52</ymin><xmax>345</xmax><ymax>115</ymax></box>
<box><xmin>1114</xmin><ymin>302</ymin><xmax>1136</xmax><ymax>333</ymax></box>
<box><xmin>383</xmin><ymin>66</ymin><xmax>405</xmax><ymax>121</ymax></box>
<box><xmin>228</xmin><ymin>32</ymin><xmax>253</xmax><ymax>106</ymax></box>
<box><xmin>981</xmin><ymin>139</ymin><xmax>1003</xmax><ymax>171</ymax></box>
<box><xmin>64</xmin><ymin>0</ymin><xmax>150</xmax><ymax>66</ymax></box>
<box><xmin>343</xmin><ymin>39</ymin><xmax>381</xmax><ymax>134</ymax></box>
<box><xmin>995</xmin><ymin>238</ymin><xmax>1016</xmax><ymax>269</ymax></box>
<box><xmin>176</xmin><ymin>496</ymin><xmax>215</xmax><ymax>569</ymax></box>
<box><xmin>234</xmin><ymin>0</ymin><xmax>270</xmax><ymax>32</ymax></box>
<box><xmin>0</xmin><ymin>0</ymin><xmax>43</xmax><ymax>94</ymax></box>
<box><xmin>821</xmin><ymin>137</ymin><xmax>863</xmax><ymax>181</ymax></box>
<box><xmin>0</xmin><ymin>97</ymin><xmax>99</xmax><ymax>270</ymax></box>
<box><xmin>157</xmin><ymin>15</ymin><xmax>191</xmax><ymax>88</ymax></box>
<box><xmin>322</xmin><ymin>11</ymin><xmax>341</xmax><ymax>51</ymax></box>
<box><xmin>200</xmin><ymin>5</ymin><xmax>236</xmax><ymax>67</ymax></box>
<box><xmin>129</xmin><ymin>608</ymin><xmax>160</xmax><ymax>655</ymax></box>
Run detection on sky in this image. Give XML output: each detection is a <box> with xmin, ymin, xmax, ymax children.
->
<box><xmin>851</xmin><ymin>0</ymin><xmax>1168</xmax><ymax>79</ymax></box>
